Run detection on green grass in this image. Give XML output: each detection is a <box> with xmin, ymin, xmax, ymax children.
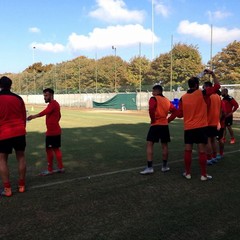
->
<box><xmin>1</xmin><ymin>106</ymin><xmax>240</xmax><ymax>240</ymax></box>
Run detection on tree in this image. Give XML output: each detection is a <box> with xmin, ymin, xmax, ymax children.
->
<box><xmin>147</xmin><ymin>43</ymin><xmax>203</xmax><ymax>90</ymax></box>
<box><xmin>128</xmin><ymin>56</ymin><xmax>151</xmax><ymax>91</ymax></box>
<box><xmin>211</xmin><ymin>40</ymin><xmax>240</xmax><ymax>84</ymax></box>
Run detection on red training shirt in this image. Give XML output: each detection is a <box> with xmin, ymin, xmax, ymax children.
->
<box><xmin>39</xmin><ymin>100</ymin><xmax>61</xmax><ymax>136</ymax></box>
<box><xmin>0</xmin><ymin>90</ymin><xmax>26</xmax><ymax>140</ymax></box>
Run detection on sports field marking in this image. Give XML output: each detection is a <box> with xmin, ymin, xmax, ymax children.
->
<box><xmin>30</xmin><ymin>149</ymin><xmax>240</xmax><ymax>190</ymax></box>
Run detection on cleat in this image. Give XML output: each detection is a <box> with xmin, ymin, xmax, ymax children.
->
<box><xmin>1</xmin><ymin>187</ymin><xmax>12</xmax><ymax>197</ymax></box>
<box><xmin>140</xmin><ymin>167</ymin><xmax>154</xmax><ymax>175</ymax></box>
<box><xmin>53</xmin><ymin>168</ymin><xmax>65</xmax><ymax>173</ymax></box>
<box><xmin>216</xmin><ymin>154</ymin><xmax>223</xmax><ymax>160</ymax></box>
<box><xmin>38</xmin><ymin>170</ymin><xmax>53</xmax><ymax>176</ymax></box>
<box><xmin>207</xmin><ymin>160</ymin><xmax>213</xmax><ymax>165</ymax></box>
<box><xmin>18</xmin><ymin>185</ymin><xmax>25</xmax><ymax>193</ymax></box>
<box><xmin>211</xmin><ymin>158</ymin><xmax>218</xmax><ymax>164</ymax></box>
<box><xmin>161</xmin><ymin>166</ymin><xmax>170</xmax><ymax>172</ymax></box>
<box><xmin>182</xmin><ymin>172</ymin><xmax>191</xmax><ymax>180</ymax></box>
<box><xmin>230</xmin><ymin>138</ymin><xmax>236</xmax><ymax>144</ymax></box>
<box><xmin>200</xmin><ymin>174</ymin><xmax>213</xmax><ymax>181</ymax></box>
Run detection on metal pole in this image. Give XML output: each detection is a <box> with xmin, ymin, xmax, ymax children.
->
<box><xmin>151</xmin><ymin>0</ymin><xmax>154</xmax><ymax>60</ymax></box>
<box><xmin>210</xmin><ymin>24</ymin><xmax>213</xmax><ymax>70</ymax></box>
<box><xmin>170</xmin><ymin>35</ymin><xmax>173</xmax><ymax>93</ymax></box>
<box><xmin>95</xmin><ymin>52</ymin><xmax>98</xmax><ymax>93</ymax></box>
<box><xmin>139</xmin><ymin>42</ymin><xmax>142</xmax><ymax>110</ymax></box>
<box><xmin>32</xmin><ymin>46</ymin><xmax>36</xmax><ymax>94</ymax></box>
<box><xmin>112</xmin><ymin>46</ymin><xmax>117</xmax><ymax>92</ymax></box>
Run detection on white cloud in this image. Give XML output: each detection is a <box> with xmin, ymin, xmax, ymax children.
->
<box><xmin>207</xmin><ymin>10</ymin><xmax>232</xmax><ymax>21</ymax></box>
<box><xmin>154</xmin><ymin>1</ymin><xmax>170</xmax><ymax>17</ymax></box>
<box><xmin>177</xmin><ymin>20</ymin><xmax>240</xmax><ymax>43</ymax></box>
<box><xmin>30</xmin><ymin>42</ymin><xmax>65</xmax><ymax>53</ymax></box>
<box><xmin>67</xmin><ymin>24</ymin><xmax>158</xmax><ymax>52</ymax></box>
<box><xmin>29</xmin><ymin>27</ymin><xmax>41</xmax><ymax>33</ymax></box>
<box><xmin>89</xmin><ymin>0</ymin><xmax>145</xmax><ymax>23</ymax></box>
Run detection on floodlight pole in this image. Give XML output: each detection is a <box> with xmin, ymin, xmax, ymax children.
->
<box><xmin>210</xmin><ymin>24</ymin><xmax>213</xmax><ymax>70</ymax></box>
<box><xmin>95</xmin><ymin>51</ymin><xmax>98</xmax><ymax>93</ymax></box>
<box><xmin>112</xmin><ymin>46</ymin><xmax>117</xmax><ymax>92</ymax></box>
<box><xmin>170</xmin><ymin>35</ymin><xmax>173</xmax><ymax>93</ymax></box>
<box><xmin>139</xmin><ymin>42</ymin><xmax>142</xmax><ymax>110</ymax></box>
<box><xmin>32</xmin><ymin>46</ymin><xmax>36</xmax><ymax>94</ymax></box>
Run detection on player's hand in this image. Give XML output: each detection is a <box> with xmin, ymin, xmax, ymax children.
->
<box><xmin>204</xmin><ymin>69</ymin><xmax>214</xmax><ymax>75</ymax></box>
<box><xmin>27</xmin><ymin>115</ymin><xmax>33</xmax><ymax>121</ymax></box>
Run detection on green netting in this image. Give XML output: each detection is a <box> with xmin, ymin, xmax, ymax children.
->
<box><xmin>93</xmin><ymin>93</ymin><xmax>137</xmax><ymax>110</ymax></box>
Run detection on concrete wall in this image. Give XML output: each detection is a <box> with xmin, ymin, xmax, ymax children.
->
<box><xmin>21</xmin><ymin>89</ymin><xmax>240</xmax><ymax>111</ymax></box>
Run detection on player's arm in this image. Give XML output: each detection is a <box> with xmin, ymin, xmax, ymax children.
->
<box><xmin>168</xmin><ymin>98</ymin><xmax>183</xmax><ymax>122</ymax></box>
<box><xmin>204</xmin><ymin>69</ymin><xmax>220</xmax><ymax>95</ymax></box>
<box><xmin>27</xmin><ymin>112</ymin><xmax>42</xmax><ymax>121</ymax></box>
<box><xmin>149</xmin><ymin>97</ymin><xmax>157</xmax><ymax>124</ymax></box>
<box><xmin>27</xmin><ymin>104</ymin><xmax>52</xmax><ymax>121</ymax></box>
<box><xmin>231</xmin><ymin>98</ymin><xmax>239</xmax><ymax>113</ymax></box>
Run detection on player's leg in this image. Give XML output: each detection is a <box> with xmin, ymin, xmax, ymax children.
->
<box><xmin>51</xmin><ymin>135</ymin><xmax>64</xmax><ymax>172</ymax></box>
<box><xmin>46</xmin><ymin>147</ymin><xmax>54</xmax><ymax>172</ymax></box>
<box><xmin>0</xmin><ymin>153</ymin><xmax>12</xmax><ymax>197</ymax></box>
<box><xmin>161</xmin><ymin>142</ymin><xmax>170</xmax><ymax>172</ymax></box>
<box><xmin>53</xmin><ymin>148</ymin><xmax>64</xmax><ymax>172</ymax></box>
<box><xmin>183</xmin><ymin>130</ymin><xmax>193</xmax><ymax>178</ymax></box>
<box><xmin>183</xmin><ymin>143</ymin><xmax>193</xmax><ymax>178</ymax></box>
<box><xmin>140</xmin><ymin>126</ymin><xmax>156</xmax><ymax>175</ymax></box>
<box><xmin>160</xmin><ymin>125</ymin><xmax>170</xmax><ymax>172</ymax></box>
<box><xmin>198</xmin><ymin>143</ymin><xmax>208</xmax><ymax>177</ymax></box>
<box><xmin>13</xmin><ymin>136</ymin><xmax>27</xmax><ymax>192</ymax></box>
<box><xmin>15</xmin><ymin>150</ymin><xmax>26</xmax><ymax>193</ymax></box>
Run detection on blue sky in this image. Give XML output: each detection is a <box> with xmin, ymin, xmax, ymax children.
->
<box><xmin>1</xmin><ymin>0</ymin><xmax>240</xmax><ymax>73</ymax></box>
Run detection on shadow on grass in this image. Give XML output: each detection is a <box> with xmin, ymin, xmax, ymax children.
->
<box><xmin>2</xmin><ymin>120</ymin><xmax>240</xmax><ymax>240</ymax></box>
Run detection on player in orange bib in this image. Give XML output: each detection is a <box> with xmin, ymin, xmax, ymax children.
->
<box><xmin>140</xmin><ymin>84</ymin><xmax>177</xmax><ymax>175</ymax></box>
<box><xmin>168</xmin><ymin>69</ymin><xmax>220</xmax><ymax>181</ymax></box>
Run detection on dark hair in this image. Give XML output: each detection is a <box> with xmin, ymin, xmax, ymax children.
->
<box><xmin>0</xmin><ymin>76</ymin><xmax>12</xmax><ymax>89</ymax></box>
<box><xmin>204</xmin><ymin>81</ymin><xmax>212</xmax><ymax>87</ymax></box>
<box><xmin>152</xmin><ymin>84</ymin><xmax>163</xmax><ymax>92</ymax></box>
<box><xmin>188</xmin><ymin>77</ymin><xmax>199</xmax><ymax>88</ymax></box>
<box><xmin>43</xmin><ymin>88</ymin><xmax>54</xmax><ymax>94</ymax></box>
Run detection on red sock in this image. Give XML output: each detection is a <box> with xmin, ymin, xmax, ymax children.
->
<box><xmin>199</xmin><ymin>152</ymin><xmax>207</xmax><ymax>176</ymax></box>
<box><xmin>207</xmin><ymin>153</ymin><xmax>212</xmax><ymax>160</ymax></box>
<box><xmin>212</xmin><ymin>152</ymin><xmax>217</xmax><ymax>158</ymax></box>
<box><xmin>53</xmin><ymin>148</ymin><xmax>64</xmax><ymax>169</ymax></box>
<box><xmin>4</xmin><ymin>182</ymin><xmax>11</xmax><ymax>188</ymax></box>
<box><xmin>184</xmin><ymin>150</ymin><xmax>192</xmax><ymax>175</ymax></box>
<box><xmin>18</xmin><ymin>179</ymin><xmax>25</xmax><ymax>186</ymax></box>
<box><xmin>46</xmin><ymin>148</ymin><xmax>54</xmax><ymax>172</ymax></box>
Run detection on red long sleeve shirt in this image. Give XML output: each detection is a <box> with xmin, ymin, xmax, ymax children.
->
<box><xmin>222</xmin><ymin>95</ymin><xmax>239</xmax><ymax>115</ymax></box>
<box><xmin>0</xmin><ymin>90</ymin><xmax>26</xmax><ymax>140</ymax></box>
<box><xmin>39</xmin><ymin>100</ymin><xmax>61</xmax><ymax>136</ymax></box>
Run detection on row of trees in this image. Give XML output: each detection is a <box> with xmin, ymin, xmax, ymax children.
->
<box><xmin>2</xmin><ymin>41</ymin><xmax>240</xmax><ymax>94</ymax></box>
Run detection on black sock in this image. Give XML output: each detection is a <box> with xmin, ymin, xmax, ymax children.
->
<box><xmin>147</xmin><ymin>161</ymin><xmax>152</xmax><ymax>168</ymax></box>
<box><xmin>163</xmin><ymin>160</ymin><xmax>167</xmax><ymax>167</ymax></box>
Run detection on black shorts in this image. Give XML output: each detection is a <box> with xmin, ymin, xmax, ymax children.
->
<box><xmin>184</xmin><ymin>127</ymin><xmax>208</xmax><ymax>144</ymax></box>
<box><xmin>225</xmin><ymin>115</ymin><xmax>233</xmax><ymax>126</ymax></box>
<box><xmin>146</xmin><ymin>125</ymin><xmax>170</xmax><ymax>143</ymax></box>
<box><xmin>0</xmin><ymin>135</ymin><xmax>26</xmax><ymax>154</ymax></box>
<box><xmin>206</xmin><ymin>126</ymin><xmax>218</xmax><ymax>138</ymax></box>
<box><xmin>217</xmin><ymin>128</ymin><xmax>224</xmax><ymax>140</ymax></box>
<box><xmin>46</xmin><ymin>135</ymin><xmax>61</xmax><ymax>148</ymax></box>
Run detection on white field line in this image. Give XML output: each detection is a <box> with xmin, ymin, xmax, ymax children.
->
<box><xmin>30</xmin><ymin>149</ymin><xmax>240</xmax><ymax>190</ymax></box>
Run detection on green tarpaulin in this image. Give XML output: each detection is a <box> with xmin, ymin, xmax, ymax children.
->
<box><xmin>93</xmin><ymin>93</ymin><xmax>137</xmax><ymax>110</ymax></box>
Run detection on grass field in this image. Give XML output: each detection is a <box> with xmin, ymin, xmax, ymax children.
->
<box><xmin>1</xmin><ymin>106</ymin><xmax>240</xmax><ymax>240</ymax></box>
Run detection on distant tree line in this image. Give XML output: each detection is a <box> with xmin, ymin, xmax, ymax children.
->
<box><xmin>1</xmin><ymin>41</ymin><xmax>240</xmax><ymax>94</ymax></box>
